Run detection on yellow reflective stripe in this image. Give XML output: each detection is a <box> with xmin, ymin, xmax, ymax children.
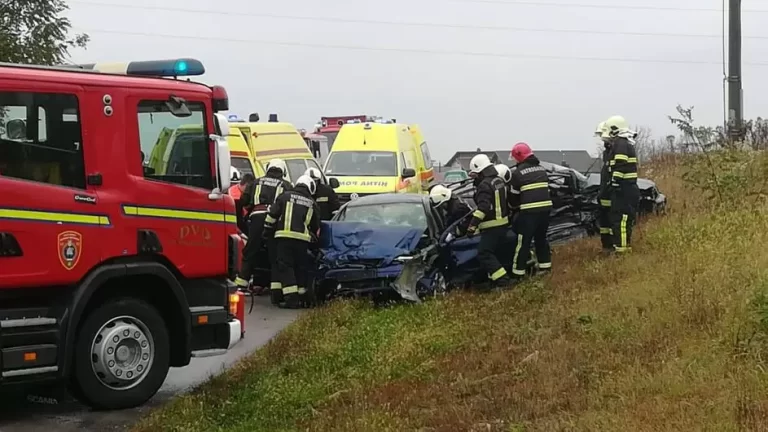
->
<box><xmin>519</xmin><ymin>200</ymin><xmax>553</xmax><ymax>210</ymax></box>
<box><xmin>611</xmin><ymin>171</ymin><xmax>638</xmax><ymax>179</ymax></box>
<box><xmin>0</xmin><ymin>207</ymin><xmax>111</xmax><ymax>226</ymax></box>
<box><xmin>520</xmin><ymin>182</ymin><xmax>548</xmax><ymax>192</ymax></box>
<box><xmin>254</xmin><ymin>184</ymin><xmax>262</xmax><ymax>204</ymax></box>
<box><xmin>276</xmin><ymin>184</ymin><xmax>284</xmax><ymax>199</ymax></box>
<box><xmin>494</xmin><ymin>190</ymin><xmax>502</xmax><ymax>220</ymax></box>
<box><xmin>599</xmin><ymin>227</ymin><xmax>612</xmax><ymax>235</ymax></box>
<box><xmin>270</xmin><ymin>282</ymin><xmax>282</xmax><ymax>290</ymax></box>
<box><xmin>614</xmin><ymin>246</ymin><xmax>632</xmax><ymax>253</ymax></box>
<box><xmin>275</xmin><ymin>230</ymin><xmax>311</xmax><ymax>241</ymax></box>
<box><xmin>472</xmin><ymin>210</ymin><xmax>485</xmax><ymax>219</ymax></box>
<box><xmin>478</xmin><ymin>215</ymin><xmax>508</xmax><ymax>230</ymax></box>
<box><xmin>620</xmin><ymin>214</ymin><xmax>628</xmax><ymax>248</ymax></box>
<box><xmin>304</xmin><ymin>207</ymin><xmax>313</xmax><ymax>237</ymax></box>
<box><xmin>234</xmin><ymin>277</ymin><xmax>249</xmax><ymax>287</ymax></box>
<box><xmin>282</xmin><ymin>285</ymin><xmax>299</xmax><ymax>294</ymax></box>
<box><xmin>600</xmin><ymin>199</ymin><xmax>611</xmax><ymax>207</ymax></box>
<box><xmin>265</xmin><ymin>215</ymin><xmax>277</xmax><ymax>224</ymax></box>
<box><xmin>612</xmin><ymin>154</ymin><xmax>636</xmax><ymax>163</ymax></box>
<box><xmin>285</xmin><ymin>202</ymin><xmax>293</xmax><ymax>230</ymax></box>
<box><xmin>298</xmin><ymin>287</ymin><xmax>307</xmax><ymax>295</ymax></box>
<box><xmin>511</xmin><ymin>233</ymin><xmax>526</xmax><ymax>276</ymax></box>
<box><xmin>538</xmin><ymin>262</ymin><xmax>552</xmax><ymax>269</ymax></box>
<box><xmin>489</xmin><ymin>267</ymin><xmax>507</xmax><ymax>281</ymax></box>
<box><xmin>122</xmin><ymin>205</ymin><xmax>236</xmax><ymax>224</ymax></box>
<box><xmin>316</xmin><ymin>197</ymin><xmax>329</xmax><ymax>202</ymax></box>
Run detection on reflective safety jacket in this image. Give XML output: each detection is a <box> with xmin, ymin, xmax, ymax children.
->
<box><xmin>509</xmin><ymin>155</ymin><xmax>553</xmax><ymax>213</ymax></box>
<box><xmin>469</xmin><ymin>166</ymin><xmax>509</xmax><ymax>230</ymax></box>
<box><xmin>608</xmin><ymin>137</ymin><xmax>638</xmax><ymax>187</ymax></box>
<box><xmin>314</xmin><ymin>183</ymin><xmax>341</xmax><ymax>221</ymax></box>
<box><xmin>599</xmin><ymin>145</ymin><xmax>612</xmax><ymax>208</ymax></box>
<box><xmin>265</xmin><ymin>185</ymin><xmax>320</xmax><ymax>242</ymax></box>
<box><xmin>241</xmin><ymin>172</ymin><xmax>291</xmax><ymax>214</ymax></box>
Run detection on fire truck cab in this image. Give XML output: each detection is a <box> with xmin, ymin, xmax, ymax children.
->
<box><xmin>0</xmin><ymin>59</ymin><xmax>242</xmax><ymax>410</ymax></box>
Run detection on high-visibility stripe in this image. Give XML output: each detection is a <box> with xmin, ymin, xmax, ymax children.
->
<box><xmin>473</xmin><ymin>210</ymin><xmax>485</xmax><ymax>219</ymax></box>
<box><xmin>494</xmin><ymin>190</ymin><xmax>502</xmax><ymax>220</ymax></box>
<box><xmin>511</xmin><ymin>233</ymin><xmax>526</xmax><ymax>276</ymax></box>
<box><xmin>620</xmin><ymin>214</ymin><xmax>628</xmax><ymax>248</ymax></box>
<box><xmin>316</xmin><ymin>197</ymin><xmax>329</xmax><ymax>202</ymax></box>
<box><xmin>121</xmin><ymin>205</ymin><xmax>236</xmax><ymax>224</ymax></box>
<box><xmin>0</xmin><ymin>207</ymin><xmax>111</xmax><ymax>226</ymax></box>
<box><xmin>520</xmin><ymin>200</ymin><xmax>553</xmax><ymax>210</ymax></box>
<box><xmin>600</xmin><ymin>199</ymin><xmax>611</xmax><ymax>207</ymax></box>
<box><xmin>270</xmin><ymin>282</ymin><xmax>282</xmax><ymax>290</ymax></box>
<box><xmin>612</xmin><ymin>171</ymin><xmax>638</xmax><ymax>179</ymax></box>
<box><xmin>283</xmin><ymin>285</ymin><xmax>299</xmax><ymax>294</ymax></box>
<box><xmin>489</xmin><ymin>267</ymin><xmax>507</xmax><ymax>281</ymax></box>
<box><xmin>520</xmin><ymin>182</ymin><xmax>548</xmax><ymax>192</ymax></box>
<box><xmin>478</xmin><ymin>215</ymin><xmax>508</xmax><ymax>230</ymax></box>
<box><xmin>538</xmin><ymin>262</ymin><xmax>552</xmax><ymax>269</ymax></box>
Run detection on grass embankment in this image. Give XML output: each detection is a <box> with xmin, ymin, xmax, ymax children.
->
<box><xmin>135</xmin><ymin>152</ymin><xmax>768</xmax><ymax>432</ymax></box>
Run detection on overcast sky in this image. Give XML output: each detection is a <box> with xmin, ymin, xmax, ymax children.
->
<box><xmin>65</xmin><ymin>0</ymin><xmax>768</xmax><ymax>161</ymax></box>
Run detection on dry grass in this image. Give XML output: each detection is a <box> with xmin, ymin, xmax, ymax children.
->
<box><xmin>133</xmin><ymin>151</ymin><xmax>768</xmax><ymax>432</ymax></box>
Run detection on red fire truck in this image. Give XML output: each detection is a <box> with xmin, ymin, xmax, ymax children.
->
<box><xmin>0</xmin><ymin>58</ymin><xmax>243</xmax><ymax>410</ymax></box>
<box><xmin>313</xmin><ymin>115</ymin><xmax>393</xmax><ymax>151</ymax></box>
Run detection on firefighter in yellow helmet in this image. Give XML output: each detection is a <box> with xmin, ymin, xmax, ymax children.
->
<box><xmin>602</xmin><ymin>115</ymin><xmax>640</xmax><ymax>254</ymax></box>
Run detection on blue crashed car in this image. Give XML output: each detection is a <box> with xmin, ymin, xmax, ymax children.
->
<box><xmin>315</xmin><ymin>193</ymin><xmax>519</xmax><ymax>304</ymax></box>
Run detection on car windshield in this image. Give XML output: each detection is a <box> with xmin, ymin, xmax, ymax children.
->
<box><xmin>325</xmin><ymin>151</ymin><xmax>397</xmax><ymax>176</ymax></box>
<box><xmin>338</xmin><ymin>202</ymin><xmax>428</xmax><ymax>231</ymax></box>
<box><xmin>443</xmin><ymin>172</ymin><xmax>467</xmax><ymax>182</ymax></box>
<box><xmin>231</xmin><ymin>157</ymin><xmax>254</xmax><ymax>178</ymax></box>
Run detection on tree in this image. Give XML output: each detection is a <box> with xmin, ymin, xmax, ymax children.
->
<box><xmin>0</xmin><ymin>0</ymin><xmax>89</xmax><ymax>65</ymax></box>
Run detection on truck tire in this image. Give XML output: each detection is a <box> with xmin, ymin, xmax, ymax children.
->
<box><xmin>70</xmin><ymin>298</ymin><xmax>170</xmax><ymax>410</ymax></box>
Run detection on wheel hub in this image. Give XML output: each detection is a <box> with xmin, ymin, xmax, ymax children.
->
<box><xmin>91</xmin><ymin>316</ymin><xmax>155</xmax><ymax>391</ymax></box>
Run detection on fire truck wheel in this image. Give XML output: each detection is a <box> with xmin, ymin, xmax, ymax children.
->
<box><xmin>70</xmin><ymin>298</ymin><xmax>170</xmax><ymax>410</ymax></box>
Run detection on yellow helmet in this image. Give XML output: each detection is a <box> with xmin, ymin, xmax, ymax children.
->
<box><xmin>604</xmin><ymin>115</ymin><xmax>629</xmax><ymax>136</ymax></box>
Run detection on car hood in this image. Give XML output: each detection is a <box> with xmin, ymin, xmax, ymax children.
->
<box><xmin>319</xmin><ymin>221</ymin><xmax>424</xmax><ymax>267</ymax></box>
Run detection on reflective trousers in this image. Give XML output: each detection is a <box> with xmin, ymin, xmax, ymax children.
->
<box><xmin>272</xmin><ymin>238</ymin><xmax>310</xmax><ymax>307</ymax></box>
<box><xmin>598</xmin><ymin>198</ymin><xmax>613</xmax><ymax>250</ymax></box>
<box><xmin>235</xmin><ymin>212</ymin><xmax>267</xmax><ymax>287</ymax></box>
<box><xmin>511</xmin><ymin>211</ymin><xmax>551</xmax><ymax>277</ymax></box>
<box><xmin>610</xmin><ymin>184</ymin><xmax>640</xmax><ymax>253</ymax></box>
<box><xmin>477</xmin><ymin>226</ymin><xmax>509</xmax><ymax>282</ymax></box>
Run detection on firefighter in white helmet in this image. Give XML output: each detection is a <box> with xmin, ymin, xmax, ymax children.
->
<box><xmin>602</xmin><ymin>115</ymin><xmax>640</xmax><ymax>254</ymax></box>
<box><xmin>429</xmin><ymin>184</ymin><xmax>471</xmax><ymax>236</ymax></box>
<box><xmin>235</xmin><ymin>158</ymin><xmax>292</xmax><ymax>303</ymax></box>
<box><xmin>595</xmin><ymin>121</ymin><xmax>614</xmax><ymax>253</ymax></box>
<box><xmin>467</xmin><ymin>154</ymin><xmax>511</xmax><ymax>288</ymax></box>
<box><xmin>264</xmin><ymin>174</ymin><xmax>320</xmax><ymax>309</ymax></box>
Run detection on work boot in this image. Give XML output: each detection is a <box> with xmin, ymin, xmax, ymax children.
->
<box><xmin>491</xmin><ymin>275</ymin><xmax>513</xmax><ymax>290</ymax></box>
<box><xmin>283</xmin><ymin>293</ymin><xmax>301</xmax><ymax>309</ymax></box>
<box><xmin>270</xmin><ymin>283</ymin><xmax>284</xmax><ymax>306</ymax></box>
<box><xmin>536</xmin><ymin>268</ymin><xmax>552</xmax><ymax>277</ymax></box>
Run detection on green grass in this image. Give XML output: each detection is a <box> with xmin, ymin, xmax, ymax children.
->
<box><xmin>134</xmin><ymin>152</ymin><xmax>768</xmax><ymax>432</ymax></box>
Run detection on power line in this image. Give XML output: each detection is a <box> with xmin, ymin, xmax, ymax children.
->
<box><xmin>67</xmin><ymin>0</ymin><xmax>768</xmax><ymax>39</ymax></box>
<box><xmin>448</xmin><ymin>0</ymin><xmax>768</xmax><ymax>12</ymax></box>
<box><xmin>74</xmin><ymin>27</ymin><xmax>768</xmax><ymax>67</ymax></box>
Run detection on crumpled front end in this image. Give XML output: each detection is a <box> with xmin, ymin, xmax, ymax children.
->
<box><xmin>317</xmin><ymin>222</ymin><xmax>436</xmax><ymax>303</ymax></box>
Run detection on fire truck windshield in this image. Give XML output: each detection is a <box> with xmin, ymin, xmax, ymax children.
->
<box><xmin>324</xmin><ymin>151</ymin><xmax>397</xmax><ymax>177</ymax></box>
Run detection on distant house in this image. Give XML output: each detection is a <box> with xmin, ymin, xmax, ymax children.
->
<box><xmin>444</xmin><ymin>149</ymin><xmax>602</xmax><ymax>174</ymax></box>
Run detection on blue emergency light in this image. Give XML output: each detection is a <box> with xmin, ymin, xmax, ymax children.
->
<box><xmin>70</xmin><ymin>58</ymin><xmax>205</xmax><ymax>78</ymax></box>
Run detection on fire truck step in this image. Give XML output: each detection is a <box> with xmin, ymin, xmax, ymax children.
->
<box><xmin>0</xmin><ymin>317</ymin><xmax>57</xmax><ymax>329</ymax></box>
<box><xmin>2</xmin><ymin>365</ymin><xmax>58</xmax><ymax>378</ymax></box>
<box><xmin>190</xmin><ymin>349</ymin><xmax>227</xmax><ymax>358</ymax></box>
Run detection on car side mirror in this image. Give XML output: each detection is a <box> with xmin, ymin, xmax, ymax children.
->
<box><xmin>329</xmin><ymin>177</ymin><xmax>340</xmax><ymax>189</ymax></box>
<box><xmin>402</xmin><ymin>168</ymin><xmax>416</xmax><ymax>179</ymax></box>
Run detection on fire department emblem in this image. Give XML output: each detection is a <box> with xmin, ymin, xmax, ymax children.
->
<box><xmin>58</xmin><ymin>231</ymin><xmax>82</xmax><ymax>270</ymax></box>
<box><xmin>350</xmin><ymin>193</ymin><xmax>359</xmax><ymax>201</ymax></box>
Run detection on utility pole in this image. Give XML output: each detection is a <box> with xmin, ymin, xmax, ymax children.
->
<box><xmin>728</xmin><ymin>0</ymin><xmax>744</xmax><ymax>139</ymax></box>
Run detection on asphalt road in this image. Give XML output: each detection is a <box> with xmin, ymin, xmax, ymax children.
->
<box><xmin>0</xmin><ymin>296</ymin><xmax>299</xmax><ymax>432</ymax></box>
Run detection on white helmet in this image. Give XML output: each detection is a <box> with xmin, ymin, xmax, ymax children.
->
<box><xmin>594</xmin><ymin>121</ymin><xmax>606</xmax><ymax>137</ymax></box>
<box><xmin>304</xmin><ymin>167</ymin><xmax>324</xmax><ymax>184</ymax></box>
<box><xmin>294</xmin><ymin>174</ymin><xmax>316</xmax><ymax>195</ymax></box>
<box><xmin>266</xmin><ymin>158</ymin><xmax>288</xmax><ymax>179</ymax></box>
<box><xmin>429</xmin><ymin>184</ymin><xmax>452</xmax><ymax>207</ymax></box>
<box><xmin>604</xmin><ymin>115</ymin><xmax>629</xmax><ymax>136</ymax></box>
<box><xmin>230</xmin><ymin>166</ymin><xmax>241</xmax><ymax>182</ymax></box>
<box><xmin>494</xmin><ymin>164</ymin><xmax>512</xmax><ymax>184</ymax></box>
<box><xmin>469</xmin><ymin>154</ymin><xmax>493</xmax><ymax>174</ymax></box>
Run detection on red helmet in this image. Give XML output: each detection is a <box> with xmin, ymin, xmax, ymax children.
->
<box><xmin>510</xmin><ymin>142</ymin><xmax>533</xmax><ymax>163</ymax></box>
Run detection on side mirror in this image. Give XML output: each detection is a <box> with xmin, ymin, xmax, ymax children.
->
<box><xmin>214</xmin><ymin>113</ymin><xmax>231</xmax><ymax>137</ymax></box>
<box><xmin>214</xmin><ymin>135</ymin><xmax>232</xmax><ymax>191</ymax></box>
<box><xmin>402</xmin><ymin>168</ymin><xmax>416</xmax><ymax>178</ymax></box>
<box><xmin>329</xmin><ymin>177</ymin><xmax>340</xmax><ymax>189</ymax></box>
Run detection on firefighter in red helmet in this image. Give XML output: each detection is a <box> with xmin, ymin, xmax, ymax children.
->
<box><xmin>508</xmin><ymin>142</ymin><xmax>553</xmax><ymax>281</ymax></box>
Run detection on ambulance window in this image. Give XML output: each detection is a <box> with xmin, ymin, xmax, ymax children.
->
<box><xmin>286</xmin><ymin>159</ymin><xmax>308</xmax><ymax>183</ymax></box>
<box><xmin>0</xmin><ymin>92</ymin><xmax>84</xmax><ymax>189</ymax></box>
<box><xmin>136</xmin><ymin>100</ymin><xmax>212</xmax><ymax>189</ymax></box>
<box><xmin>420</xmin><ymin>142</ymin><xmax>432</xmax><ymax>166</ymax></box>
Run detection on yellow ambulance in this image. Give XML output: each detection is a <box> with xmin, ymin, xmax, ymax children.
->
<box><xmin>230</xmin><ymin>119</ymin><xmax>320</xmax><ymax>183</ymax></box>
<box><xmin>322</xmin><ymin>121</ymin><xmax>423</xmax><ymax>203</ymax></box>
<box><xmin>407</xmin><ymin>124</ymin><xmax>435</xmax><ymax>191</ymax></box>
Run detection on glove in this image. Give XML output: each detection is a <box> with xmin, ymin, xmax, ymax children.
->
<box><xmin>466</xmin><ymin>225</ymin><xmax>477</xmax><ymax>237</ymax></box>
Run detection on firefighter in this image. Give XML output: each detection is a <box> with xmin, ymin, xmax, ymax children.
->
<box><xmin>595</xmin><ymin>121</ymin><xmax>614</xmax><ymax>253</ymax></box>
<box><xmin>234</xmin><ymin>159</ymin><xmax>291</xmax><ymax>304</ymax></box>
<box><xmin>429</xmin><ymin>184</ymin><xmax>471</xmax><ymax>235</ymax></box>
<box><xmin>495</xmin><ymin>164</ymin><xmax>513</xmax><ymax>185</ymax></box>
<box><xmin>229</xmin><ymin>172</ymin><xmax>256</xmax><ymax>234</ymax></box>
<box><xmin>466</xmin><ymin>154</ymin><xmax>511</xmax><ymax>288</ymax></box>
<box><xmin>263</xmin><ymin>175</ymin><xmax>320</xmax><ymax>309</ymax></box>
<box><xmin>304</xmin><ymin>167</ymin><xmax>340</xmax><ymax>221</ymax></box>
<box><xmin>508</xmin><ymin>142</ymin><xmax>553</xmax><ymax>280</ymax></box>
<box><xmin>603</xmin><ymin>115</ymin><xmax>640</xmax><ymax>253</ymax></box>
